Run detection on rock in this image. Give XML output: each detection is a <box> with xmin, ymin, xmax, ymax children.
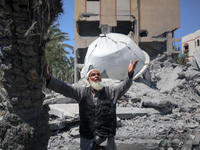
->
<box><xmin>181</xmin><ymin>140</ymin><xmax>193</xmax><ymax>150</ymax></box>
<box><xmin>69</xmin><ymin>125</ymin><xmax>80</xmax><ymax>138</ymax></box>
<box><xmin>193</xmin><ymin>49</ymin><xmax>200</xmax><ymax>70</ymax></box>
<box><xmin>49</xmin><ymin>103</ymin><xmax>161</xmax><ymax>121</ymax></box>
<box><xmin>49</xmin><ymin>104</ymin><xmax>79</xmax><ymax>124</ymax></box>
<box><xmin>141</xmin><ymin>97</ymin><xmax>177</xmax><ymax>110</ymax></box>
<box><xmin>193</xmin><ymin>133</ymin><xmax>200</xmax><ymax>146</ymax></box>
<box><xmin>49</xmin><ymin>120</ymin><xmax>67</xmax><ymax>130</ymax></box>
<box><xmin>156</xmin><ymin>66</ymin><xmax>183</xmax><ymax>93</ymax></box>
<box><xmin>116</xmin><ymin>107</ymin><xmax>160</xmax><ymax>119</ymax></box>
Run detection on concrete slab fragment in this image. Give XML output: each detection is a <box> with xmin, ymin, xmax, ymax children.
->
<box><xmin>117</xmin><ymin>107</ymin><xmax>160</xmax><ymax>119</ymax></box>
<box><xmin>49</xmin><ymin>120</ymin><xmax>67</xmax><ymax>130</ymax></box>
<box><xmin>157</xmin><ymin>66</ymin><xmax>182</xmax><ymax>93</ymax></box>
<box><xmin>49</xmin><ymin>104</ymin><xmax>160</xmax><ymax>120</ymax></box>
<box><xmin>194</xmin><ymin>48</ymin><xmax>200</xmax><ymax>70</ymax></box>
<box><xmin>49</xmin><ymin>104</ymin><xmax>79</xmax><ymax>121</ymax></box>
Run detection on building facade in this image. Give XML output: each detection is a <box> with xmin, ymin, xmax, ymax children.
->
<box><xmin>74</xmin><ymin>0</ymin><xmax>180</xmax><ymax>82</ymax></box>
<box><xmin>182</xmin><ymin>29</ymin><xmax>200</xmax><ymax>61</ymax></box>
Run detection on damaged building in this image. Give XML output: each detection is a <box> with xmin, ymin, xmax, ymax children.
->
<box><xmin>74</xmin><ymin>0</ymin><xmax>180</xmax><ymax>82</ymax></box>
<box><xmin>182</xmin><ymin>29</ymin><xmax>200</xmax><ymax>61</ymax></box>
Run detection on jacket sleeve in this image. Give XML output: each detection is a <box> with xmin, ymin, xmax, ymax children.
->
<box><xmin>111</xmin><ymin>73</ymin><xmax>133</xmax><ymax>104</ymax></box>
<box><xmin>46</xmin><ymin>76</ymin><xmax>83</xmax><ymax>103</ymax></box>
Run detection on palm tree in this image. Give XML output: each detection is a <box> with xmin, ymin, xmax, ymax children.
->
<box><xmin>45</xmin><ymin>21</ymin><xmax>73</xmax><ymax>82</ymax></box>
<box><xmin>65</xmin><ymin>56</ymin><xmax>74</xmax><ymax>83</ymax></box>
<box><xmin>0</xmin><ymin>0</ymin><xmax>63</xmax><ymax>149</ymax></box>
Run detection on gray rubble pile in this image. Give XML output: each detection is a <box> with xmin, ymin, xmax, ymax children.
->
<box><xmin>46</xmin><ymin>54</ymin><xmax>200</xmax><ymax>150</ymax></box>
<box><xmin>1</xmin><ymin>53</ymin><xmax>200</xmax><ymax>150</ymax></box>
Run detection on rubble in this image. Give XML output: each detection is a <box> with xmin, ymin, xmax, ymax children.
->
<box><xmin>46</xmin><ymin>53</ymin><xmax>200</xmax><ymax>150</ymax></box>
<box><xmin>1</xmin><ymin>53</ymin><xmax>200</xmax><ymax>150</ymax></box>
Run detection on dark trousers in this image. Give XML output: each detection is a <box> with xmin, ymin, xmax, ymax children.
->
<box><xmin>95</xmin><ymin>145</ymin><xmax>106</xmax><ymax>150</ymax></box>
<box><xmin>92</xmin><ymin>142</ymin><xmax>106</xmax><ymax>150</ymax></box>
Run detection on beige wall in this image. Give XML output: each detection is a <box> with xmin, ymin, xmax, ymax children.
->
<box><xmin>87</xmin><ymin>1</ymin><xmax>100</xmax><ymax>21</ymax></box>
<box><xmin>100</xmin><ymin>0</ymin><xmax>117</xmax><ymax>26</ymax></box>
<box><xmin>139</xmin><ymin>0</ymin><xmax>180</xmax><ymax>42</ymax></box>
<box><xmin>74</xmin><ymin>0</ymin><xmax>180</xmax><ymax>46</ymax></box>
<box><xmin>117</xmin><ymin>0</ymin><xmax>130</xmax><ymax>21</ymax></box>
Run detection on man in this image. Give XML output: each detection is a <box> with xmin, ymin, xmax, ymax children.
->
<box><xmin>45</xmin><ymin>59</ymin><xmax>139</xmax><ymax>150</ymax></box>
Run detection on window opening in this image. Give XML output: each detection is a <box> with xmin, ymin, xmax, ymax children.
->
<box><xmin>77</xmin><ymin>48</ymin><xmax>87</xmax><ymax>64</ymax></box>
<box><xmin>76</xmin><ymin>21</ymin><xmax>101</xmax><ymax>36</ymax></box>
<box><xmin>112</xmin><ymin>21</ymin><xmax>135</xmax><ymax>35</ymax></box>
<box><xmin>184</xmin><ymin>44</ymin><xmax>189</xmax><ymax>50</ymax></box>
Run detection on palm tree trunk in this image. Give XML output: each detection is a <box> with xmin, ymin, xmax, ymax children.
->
<box><xmin>0</xmin><ymin>0</ymin><xmax>63</xmax><ymax>149</ymax></box>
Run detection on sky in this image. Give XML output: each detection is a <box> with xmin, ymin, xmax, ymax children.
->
<box><xmin>58</xmin><ymin>0</ymin><xmax>200</xmax><ymax>56</ymax></box>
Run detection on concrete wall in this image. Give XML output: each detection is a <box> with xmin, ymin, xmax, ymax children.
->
<box><xmin>87</xmin><ymin>1</ymin><xmax>100</xmax><ymax>21</ymax></box>
<box><xmin>139</xmin><ymin>0</ymin><xmax>180</xmax><ymax>42</ymax></box>
<box><xmin>182</xmin><ymin>29</ymin><xmax>200</xmax><ymax>61</ymax></box>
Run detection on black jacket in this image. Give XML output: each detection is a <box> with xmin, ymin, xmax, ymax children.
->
<box><xmin>79</xmin><ymin>86</ymin><xmax>116</xmax><ymax>139</ymax></box>
<box><xmin>47</xmin><ymin>75</ymin><xmax>133</xmax><ymax>138</ymax></box>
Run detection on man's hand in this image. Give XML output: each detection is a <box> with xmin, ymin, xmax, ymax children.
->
<box><xmin>128</xmin><ymin>59</ymin><xmax>139</xmax><ymax>74</ymax></box>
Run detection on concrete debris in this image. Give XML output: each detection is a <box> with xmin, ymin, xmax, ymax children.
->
<box><xmin>1</xmin><ymin>53</ymin><xmax>200</xmax><ymax>150</ymax></box>
<box><xmin>49</xmin><ymin>103</ymin><xmax>161</xmax><ymax>123</ymax></box>
<box><xmin>193</xmin><ymin>48</ymin><xmax>200</xmax><ymax>70</ymax></box>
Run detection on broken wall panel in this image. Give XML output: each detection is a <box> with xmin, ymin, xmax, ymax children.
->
<box><xmin>139</xmin><ymin>0</ymin><xmax>180</xmax><ymax>40</ymax></box>
<box><xmin>117</xmin><ymin>0</ymin><xmax>130</xmax><ymax>21</ymax></box>
<box><xmin>74</xmin><ymin>0</ymin><xmax>86</xmax><ymax>21</ymax></box>
<box><xmin>87</xmin><ymin>1</ymin><xmax>100</xmax><ymax>21</ymax></box>
<box><xmin>100</xmin><ymin>0</ymin><xmax>117</xmax><ymax>26</ymax></box>
<box><xmin>130</xmin><ymin>0</ymin><xmax>138</xmax><ymax>21</ymax></box>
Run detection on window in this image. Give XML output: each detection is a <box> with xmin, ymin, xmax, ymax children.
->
<box><xmin>112</xmin><ymin>21</ymin><xmax>135</xmax><ymax>35</ymax></box>
<box><xmin>184</xmin><ymin>43</ymin><xmax>189</xmax><ymax>51</ymax></box>
<box><xmin>87</xmin><ymin>0</ymin><xmax>99</xmax><ymax>1</ymax></box>
<box><xmin>77</xmin><ymin>48</ymin><xmax>87</xmax><ymax>64</ymax></box>
<box><xmin>139</xmin><ymin>29</ymin><xmax>148</xmax><ymax>37</ymax></box>
<box><xmin>197</xmin><ymin>39</ymin><xmax>200</xmax><ymax>46</ymax></box>
<box><xmin>76</xmin><ymin>21</ymin><xmax>101</xmax><ymax>36</ymax></box>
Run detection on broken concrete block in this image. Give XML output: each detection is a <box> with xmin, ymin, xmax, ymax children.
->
<box><xmin>141</xmin><ymin>97</ymin><xmax>177</xmax><ymax>110</ymax></box>
<box><xmin>181</xmin><ymin>140</ymin><xmax>193</xmax><ymax>150</ymax></box>
<box><xmin>49</xmin><ymin>120</ymin><xmax>67</xmax><ymax>130</ymax></box>
<box><xmin>193</xmin><ymin>133</ymin><xmax>200</xmax><ymax>146</ymax></box>
<box><xmin>194</xmin><ymin>48</ymin><xmax>200</xmax><ymax>70</ymax></box>
<box><xmin>69</xmin><ymin>125</ymin><xmax>80</xmax><ymax>138</ymax></box>
<box><xmin>49</xmin><ymin>104</ymin><xmax>161</xmax><ymax>121</ymax></box>
<box><xmin>49</xmin><ymin>104</ymin><xmax>79</xmax><ymax>122</ymax></box>
<box><xmin>116</xmin><ymin>107</ymin><xmax>160</xmax><ymax>119</ymax></box>
<box><xmin>157</xmin><ymin>66</ymin><xmax>183</xmax><ymax>93</ymax></box>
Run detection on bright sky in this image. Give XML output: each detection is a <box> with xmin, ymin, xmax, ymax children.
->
<box><xmin>174</xmin><ymin>0</ymin><xmax>200</xmax><ymax>49</ymax></box>
<box><xmin>58</xmin><ymin>0</ymin><xmax>200</xmax><ymax>56</ymax></box>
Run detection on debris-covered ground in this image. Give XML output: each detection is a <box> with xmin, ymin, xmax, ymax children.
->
<box><xmin>1</xmin><ymin>54</ymin><xmax>200</xmax><ymax>150</ymax></box>
<box><xmin>46</xmin><ymin>54</ymin><xmax>200</xmax><ymax>150</ymax></box>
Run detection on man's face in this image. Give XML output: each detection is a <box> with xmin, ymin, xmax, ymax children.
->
<box><xmin>87</xmin><ymin>70</ymin><xmax>101</xmax><ymax>83</ymax></box>
<box><xmin>87</xmin><ymin>70</ymin><xmax>103</xmax><ymax>91</ymax></box>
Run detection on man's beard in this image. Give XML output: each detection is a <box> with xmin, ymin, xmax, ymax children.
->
<box><xmin>89</xmin><ymin>78</ymin><xmax>104</xmax><ymax>91</ymax></box>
